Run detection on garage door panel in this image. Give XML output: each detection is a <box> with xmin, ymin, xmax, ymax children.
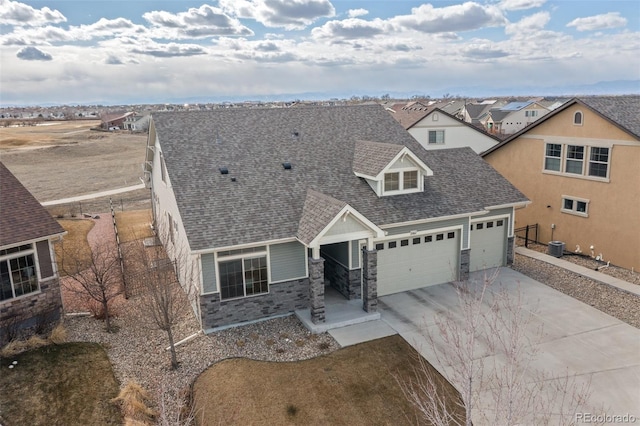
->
<box><xmin>470</xmin><ymin>219</ymin><xmax>506</xmax><ymax>272</ymax></box>
<box><xmin>377</xmin><ymin>231</ymin><xmax>459</xmax><ymax>296</ymax></box>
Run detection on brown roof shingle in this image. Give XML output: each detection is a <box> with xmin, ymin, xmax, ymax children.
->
<box><xmin>0</xmin><ymin>162</ymin><xmax>65</xmax><ymax>247</ymax></box>
<box><xmin>297</xmin><ymin>189</ymin><xmax>347</xmax><ymax>245</ymax></box>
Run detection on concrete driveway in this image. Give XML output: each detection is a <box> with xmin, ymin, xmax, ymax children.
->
<box><xmin>377</xmin><ymin>267</ymin><xmax>640</xmax><ymax>424</ymax></box>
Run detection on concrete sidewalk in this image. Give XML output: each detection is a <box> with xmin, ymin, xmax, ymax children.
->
<box><xmin>41</xmin><ymin>183</ymin><xmax>146</xmax><ymax>206</ymax></box>
<box><xmin>516</xmin><ymin>246</ymin><xmax>640</xmax><ymax>297</ymax></box>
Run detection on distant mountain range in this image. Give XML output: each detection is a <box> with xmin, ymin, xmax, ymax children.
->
<box><xmin>2</xmin><ymin>80</ymin><xmax>638</xmax><ymax>108</ymax></box>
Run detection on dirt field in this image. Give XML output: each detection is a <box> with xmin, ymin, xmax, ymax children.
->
<box><xmin>0</xmin><ymin>121</ymin><xmax>149</xmax><ymax>209</ymax></box>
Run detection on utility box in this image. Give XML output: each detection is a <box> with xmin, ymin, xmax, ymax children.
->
<box><xmin>548</xmin><ymin>241</ymin><xmax>565</xmax><ymax>258</ymax></box>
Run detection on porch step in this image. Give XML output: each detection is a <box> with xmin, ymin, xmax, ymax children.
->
<box><xmin>295</xmin><ymin>298</ymin><xmax>380</xmax><ymax>334</ymax></box>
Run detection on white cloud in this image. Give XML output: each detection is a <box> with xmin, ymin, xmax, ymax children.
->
<box><xmin>311</xmin><ymin>18</ymin><xmax>391</xmax><ymax>40</ymax></box>
<box><xmin>567</xmin><ymin>12</ymin><xmax>627</xmax><ymax>32</ymax></box>
<box><xmin>505</xmin><ymin>11</ymin><xmax>550</xmax><ymax>35</ymax></box>
<box><xmin>347</xmin><ymin>8</ymin><xmax>368</xmax><ymax>18</ymax></box>
<box><xmin>219</xmin><ymin>0</ymin><xmax>335</xmax><ymax>30</ymax></box>
<box><xmin>131</xmin><ymin>42</ymin><xmax>208</xmax><ymax>58</ymax></box>
<box><xmin>16</xmin><ymin>46</ymin><xmax>52</xmax><ymax>61</ymax></box>
<box><xmin>0</xmin><ymin>0</ymin><xmax>66</xmax><ymax>26</ymax></box>
<box><xmin>143</xmin><ymin>5</ymin><xmax>253</xmax><ymax>37</ymax></box>
<box><xmin>498</xmin><ymin>0</ymin><xmax>546</xmax><ymax>11</ymax></box>
<box><xmin>393</xmin><ymin>2</ymin><xmax>507</xmax><ymax>33</ymax></box>
<box><xmin>461</xmin><ymin>43</ymin><xmax>509</xmax><ymax>60</ymax></box>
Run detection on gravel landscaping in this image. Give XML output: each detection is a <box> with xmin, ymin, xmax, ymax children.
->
<box><xmin>512</xmin><ymin>254</ymin><xmax>640</xmax><ymax>328</ymax></box>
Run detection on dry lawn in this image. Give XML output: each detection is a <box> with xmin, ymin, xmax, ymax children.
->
<box><xmin>0</xmin><ymin>120</ymin><xmax>101</xmax><ymax>149</ymax></box>
<box><xmin>115</xmin><ymin>209</ymin><xmax>154</xmax><ymax>243</ymax></box>
<box><xmin>192</xmin><ymin>335</ymin><xmax>463</xmax><ymax>426</ymax></box>
<box><xmin>55</xmin><ymin>219</ymin><xmax>94</xmax><ymax>275</ymax></box>
<box><xmin>0</xmin><ymin>342</ymin><xmax>122</xmax><ymax>426</ymax></box>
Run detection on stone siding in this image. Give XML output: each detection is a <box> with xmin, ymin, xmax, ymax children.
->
<box><xmin>308</xmin><ymin>257</ymin><xmax>325</xmax><ymax>324</ymax></box>
<box><xmin>199</xmin><ymin>277</ymin><xmax>310</xmax><ymax>330</ymax></box>
<box><xmin>323</xmin><ymin>256</ymin><xmax>361</xmax><ymax>300</ymax></box>
<box><xmin>0</xmin><ymin>277</ymin><xmax>63</xmax><ymax>344</ymax></box>
<box><xmin>362</xmin><ymin>249</ymin><xmax>377</xmax><ymax>313</ymax></box>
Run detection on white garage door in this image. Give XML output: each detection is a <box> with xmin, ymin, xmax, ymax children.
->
<box><xmin>377</xmin><ymin>230</ymin><xmax>459</xmax><ymax>296</ymax></box>
<box><xmin>470</xmin><ymin>218</ymin><xmax>507</xmax><ymax>271</ymax></box>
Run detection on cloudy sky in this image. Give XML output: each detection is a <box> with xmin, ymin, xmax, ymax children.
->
<box><xmin>1</xmin><ymin>0</ymin><xmax>638</xmax><ymax>106</ymax></box>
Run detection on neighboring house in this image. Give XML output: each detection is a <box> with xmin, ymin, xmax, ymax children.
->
<box><xmin>0</xmin><ymin>163</ymin><xmax>66</xmax><ymax>343</ymax></box>
<box><xmin>144</xmin><ymin>105</ymin><xmax>528</xmax><ymax>332</ymax></box>
<box><xmin>483</xmin><ymin>96</ymin><xmax>640</xmax><ymax>271</ymax></box>
<box><xmin>485</xmin><ymin>101</ymin><xmax>550</xmax><ymax>135</ymax></box>
<box><xmin>394</xmin><ymin>107</ymin><xmax>501</xmax><ymax>154</ymax></box>
<box><xmin>101</xmin><ymin>112</ymin><xmax>134</xmax><ymax>130</ymax></box>
<box><xmin>460</xmin><ymin>100</ymin><xmax>505</xmax><ymax>124</ymax></box>
<box><xmin>122</xmin><ymin>113</ymin><xmax>151</xmax><ymax>132</ymax></box>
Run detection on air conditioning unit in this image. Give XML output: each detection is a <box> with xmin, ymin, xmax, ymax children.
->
<box><xmin>548</xmin><ymin>241</ymin><xmax>565</xmax><ymax>258</ymax></box>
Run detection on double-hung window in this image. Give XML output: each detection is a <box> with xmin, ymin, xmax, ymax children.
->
<box><xmin>589</xmin><ymin>147</ymin><xmax>609</xmax><ymax>178</ymax></box>
<box><xmin>428</xmin><ymin>130</ymin><xmax>445</xmax><ymax>145</ymax></box>
<box><xmin>565</xmin><ymin>145</ymin><xmax>584</xmax><ymax>174</ymax></box>
<box><xmin>544</xmin><ymin>144</ymin><xmax>562</xmax><ymax>171</ymax></box>
<box><xmin>217</xmin><ymin>247</ymin><xmax>268</xmax><ymax>300</ymax></box>
<box><xmin>0</xmin><ymin>244</ymin><xmax>39</xmax><ymax>302</ymax></box>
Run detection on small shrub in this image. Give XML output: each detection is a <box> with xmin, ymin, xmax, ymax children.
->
<box><xmin>317</xmin><ymin>342</ymin><xmax>331</xmax><ymax>351</ymax></box>
<box><xmin>49</xmin><ymin>323</ymin><xmax>67</xmax><ymax>344</ymax></box>
<box><xmin>265</xmin><ymin>338</ymin><xmax>275</xmax><ymax>346</ymax></box>
<box><xmin>295</xmin><ymin>340</ymin><xmax>305</xmax><ymax>347</ymax></box>
<box><xmin>279</xmin><ymin>332</ymin><xmax>290</xmax><ymax>340</ymax></box>
<box><xmin>111</xmin><ymin>381</ymin><xmax>157</xmax><ymax>424</ymax></box>
<box><xmin>275</xmin><ymin>348</ymin><xmax>285</xmax><ymax>354</ymax></box>
<box><xmin>236</xmin><ymin>339</ymin><xmax>245</xmax><ymax>347</ymax></box>
<box><xmin>286</xmin><ymin>404</ymin><xmax>299</xmax><ymax>417</ymax></box>
<box><xmin>249</xmin><ymin>332</ymin><xmax>259</xmax><ymax>341</ymax></box>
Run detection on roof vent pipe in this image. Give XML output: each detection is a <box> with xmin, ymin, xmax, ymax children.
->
<box><xmin>282</xmin><ymin>162</ymin><xmax>292</xmax><ymax>170</ymax></box>
<box><xmin>219</xmin><ymin>167</ymin><xmax>228</xmax><ymax>175</ymax></box>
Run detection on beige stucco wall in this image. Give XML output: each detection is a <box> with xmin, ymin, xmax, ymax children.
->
<box><xmin>485</xmin><ymin>104</ymin><xmax>640</xmax><ymax>270</ymax></box>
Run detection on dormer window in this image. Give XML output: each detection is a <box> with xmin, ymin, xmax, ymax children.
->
<box><xmin>383</xmin><ymin>169</ymin><xmax>419</xmax><ymax>194</ymax></box>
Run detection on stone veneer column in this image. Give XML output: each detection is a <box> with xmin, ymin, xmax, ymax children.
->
<box><xmin>506</xmin><ymin>236</ymin><xmax>515</xmax><ymax>265</ymax></box>
<box><xmin>459</xmin><ymin>248</ymin><xmax>470</xmax><ymax>282</ymax></box>
<box><xmin>362</xmin><ymin>248</ymin><xmax>377</xmax><ymax>313</ymax></box>
<box><xmin>308</xmin><ymin>257</ymin><xmax>325</xmax><ymax>324</ymax></box>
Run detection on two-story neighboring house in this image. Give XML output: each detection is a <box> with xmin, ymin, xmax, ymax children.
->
<box><xmin>144</xmin><ymin>105</ymin><xmax>528</xmax><ymax>333</ymax></box>
<box><xmin>392</xmin><ymin>107</ymin><xmax>501</xmax><ymax>154</ymax></box>
<box><xmin>483</xmin><ymin>96</ymin><xmax>640</xmax><ymax>271</ymax></box>
<box><xmin>485</xmin><ymin>101</ymin><xmax>551</xmax><ymax>135</ymax></box>
<box><xmin>0</xmin><ymin>163</ymin><xmax>66</xmax><ymax>343</ymax></box>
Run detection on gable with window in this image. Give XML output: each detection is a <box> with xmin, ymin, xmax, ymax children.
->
<box><xmin>353</xmin><ymin>141</ymin><xmax>433</xmax><ymax>197</ymax></box>
<box><xmin>543</xmin><ymin>143</ymin><xmax>610</xmax><ymax>179</ymax></box>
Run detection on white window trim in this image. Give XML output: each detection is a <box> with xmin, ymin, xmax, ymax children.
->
<box><xmin>0</xmin><ymin>244</ymin><xmax>42</xmax><ymax>302</ymax></box>
<box><xmin>561</xmin><ymin>195</ymin><xmax>589</xmax><ymax>217</ymax></box>
<box><xmin>382</xmin><ymin>168</ymin><xmax>422</xmax><ymax>196</ymax></box>
<box><xmin>542</xmin><ymin>143</ymin><xmax>610</xmax><ymax>182</ymax></box>
<box><xmin>216</xmin><ymin>252</ymin><xmax>270</xmax><ymax>301</ymax></box>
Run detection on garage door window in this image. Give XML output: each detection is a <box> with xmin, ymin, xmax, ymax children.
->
<box><xmin>425</xmin><ymin>236</ymin><xmax>432</xmax><ymax>242</ymax></box>
<box><xmin>486</xmin><ymin>222</ymin><xmax>494</xmax><ymax>228</ymax></box>
<box><xmin>388</xmin><ymin>241</ymin><xmax>397</xmax><ymax>249</ymax></box>
<box><xmin>476</xmin><ymin>223</ymin><xmax>484</xmax><ymax>230</ymax></box>
<box><xmin>375</xmin><ymin>243</ymin><xmax>384</xmax><ymax>251</ymax></box>
<box><xmin>413</xmin><ymin>238</ymin><xmax>421</xmax><ymax>245</ymax></box>
<box><xmin>400</xmin><ymin>239</ymin><xmax>409</xmax><ymax>247</ymax></box>
<box><xmin>436</xmin><ymin>234</ymin><xmax>444</xmax><ymax>241</ymax></box>
<box><xmin>497</xmin><ymin>220</ymin><xmax>504</xmax><ymax>227</ymax></box>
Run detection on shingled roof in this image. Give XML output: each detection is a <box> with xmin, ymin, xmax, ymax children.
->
<box><xmin>296</xmin><ymin>190</ymin><xmax>348</xmax><ymax>245</ymax></box>
<box><xmin>152</xmin><ymin>105</ymin><xmax>528</xmax><ymax>251</ymax></box>
<box><xmin>0</xmin><ymin>162</ymin><xmax>65</xmax><ymax>247</ymax></box>
<box><xmin>352</xmin><ymin>140</ymin><xmax>404</xmax><ymax>178</ymax></box>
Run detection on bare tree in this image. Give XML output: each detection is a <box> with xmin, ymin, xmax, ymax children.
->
<box><xmin>124</xmin><ymin>230</ymin><xmax>195</xmax><ymax>370</ymax></box>
<box><xmin>60</xmin><ymin>242</ymin><xmax>123</xmax><ymax>332</ymax></box>
<box><xmin>400</xmin><ymin>270</ymin><xmax>592</xmax><ymax>426</ymax></box>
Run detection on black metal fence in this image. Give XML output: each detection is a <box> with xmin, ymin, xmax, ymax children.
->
<box><xmin>514</xmin><ymin>223</ymin><xmax>539</xmax><ymax>248</ymax></box>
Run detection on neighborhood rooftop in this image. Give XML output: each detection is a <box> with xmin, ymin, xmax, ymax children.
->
<box><xmin>152</xmin><ymin>104</ymin><xmax>528</xmax><ymax>251</ymax></box>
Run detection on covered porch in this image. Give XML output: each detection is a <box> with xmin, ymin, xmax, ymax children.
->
<box><xmin>295</xmin><ymin>189</ymin><xmax>383</xmax><ymax>332</ymax></box>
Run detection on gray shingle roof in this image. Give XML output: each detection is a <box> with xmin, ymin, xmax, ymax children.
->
<box><xmin>580</xmin><ymin>96</ymin><xmax>640</xmax><ymax>139</ymax></box>
<box><xmin>353</xmin><ymin>140</ymin><xmax>404</xmax><ymax>177</ymax></box>
<box><xmin>297</xmin><ymin>189</ymin><xmax>347</xmax><ymax>245</ymax></box>
<box><xmin>0</xmin><ymin>162</ymin><xmax>65</xmax><ymax>247</ymax></box>
<box><xmin>152</xmin><ymin>105</ymin><xmax>528</xmax><ymax>251</ymax></box>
